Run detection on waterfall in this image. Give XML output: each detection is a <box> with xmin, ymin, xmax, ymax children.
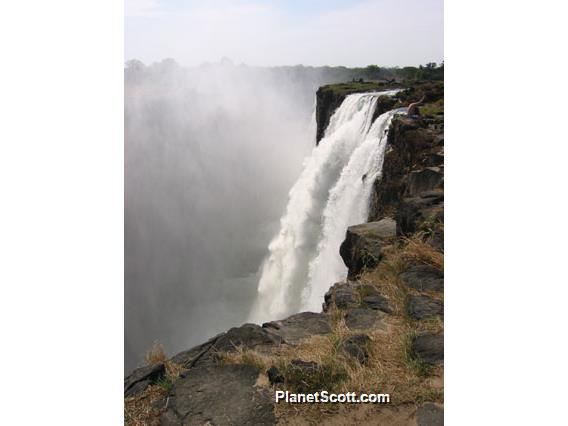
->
<box><xmin>249</xmin><ymin>91</ymin><xmax>401</xmax><ymax>323</ymax></box>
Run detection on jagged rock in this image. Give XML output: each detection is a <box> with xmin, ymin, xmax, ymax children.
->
<box><xmin>412</xmin><ymin>333</ymin><xmax>444</xmax><ymax>365</ymax></box>
<box><xmin>124</xmin><ymin>363</ymin><xmax>165</xmax><ymax>397</ymax></box>
<box><xmin>160</xmin><ymin>364</ymin><xmax>275</xmax><ymax>426</ymax></box>
<box><xmin>323</xmin><ymin>282</ymin><xmax>360</xmax><ymax>311</ymax></box>
<box><xmin>420</xmin><ymin>190</ymin><xmax>444</xmax><ymax>202</ymax></box>
<box><xmin>416</xmin><ymin>402</ymin><xmax>444</xmax><ymax>426</ymax></box>
<box><xmin>263</xmin><ymin>312</ymin><xmax>331</xmax><ymax>344</ymax></box>
<box><xmin>407</xmin><ymin>168</ymin><xmax>443</xmax><ymax>197</ymax></box>
<box><xmin>267</xmin><ymin>366</ymin><xmax>284</xmax><ymax>385</ymax></box>
<box><xmin>362</xmin><ymin>294</ymin><xmax>393</xmax><ymax>313</ymax></box>
<box><xmin>339</xmin><ymin>218</ymin><xmax>396</xmax><ymax>278</ymax></box>
<box><xmin>400</xmin><ymin>265</ymin><xmax>444</xmax><ymax>293</ymax></box>
<box><xmin>340</xmin><ymin>334</ymin><xmax>371</xmax><ymax>364</ymax></box>
<box><xmin>344</xmin><ymin>308</ymin><xmax>386</xmax><ymax>330</ymax></box>
<box><xmin>408</xmin><ymin>295</ymin><xmax>443</xmax><ymax>320</ymax></box>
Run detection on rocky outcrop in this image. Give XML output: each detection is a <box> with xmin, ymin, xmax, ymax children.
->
<box><xmin>262</xmin><ymin>312</ymin><xmax>331</xmax><ymax>344</ymax></box>
<box><xmin>339</xmin><ymin>218</ymin><xmax>397</xmax><ymax>278</ymax></box>
<box><xmin>411</xmin><ymin>333</ymin><xmax>444</xmax><ymax>365</ymax></box>
<box><xmin>400</xmin><ymin>264</ymin><xmax>444</xmax><ymax>293</ymax></box>
<box><xmin>161</xmin><ymin>364</ymin><xmax>275</xmax><ymax>426</ymax></box>
<box><xmin>124</xmin><ymin>362</ymin><xmax>166</xmax><ymax>397</ymax></box>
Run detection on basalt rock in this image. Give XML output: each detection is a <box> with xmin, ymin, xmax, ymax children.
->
<box><xmin>124</xmin><ymin>362</ymin><xmax>166</xmax><ymax>397</ymax></box>
<box><xmin>407</xmin><ymin>295</ymin><xmax>444</xmax><ymax>320</ymax></box>
<box><xmin>160</xmin><ymin>364</ymin><xmax>275</xmax><ymax>426</ymax></box>
<box><xmin>406</xmin><ymin>168</ymin><xmax>444</xmax><ymax>197</ymax></box>
<box><xmin>411</xmin><ymin>333</ymin><xmax>444</xmax><ymax>365</ymax></box>
<box><xmin>339</xmin><ymin>218</ymin><xmax>396</xmax><ymax>278</ymax></box>
<box><xmin>339</xmin><ymin>334</ymin><xmax>371</xmax><ymax>364</ymax></box>
<box><xmin>344</xmin><ymin>308</ymin><xmax>386</xmax><ymax>331</ymax></box>
<box><xmin>400</xmin><ymin>264</ymin><xmax>444</xmax><ymax>293</ymax></box>
<box><xmin>263</xmin><ymin>312</ymin><xmax>331</xmax><ymax>344</ymax></box>
<box><xmin>416</xmin><ymin>403</ymin><xmax>444</xmax><ymax>426</ymax></box>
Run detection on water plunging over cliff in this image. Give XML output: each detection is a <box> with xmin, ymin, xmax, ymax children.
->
<box><xmin>250</xmin><ymin>91</ymin><xmax>401</xmax><ymax>323</ymax></box>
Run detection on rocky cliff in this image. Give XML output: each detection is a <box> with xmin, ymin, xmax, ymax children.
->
<box><xmin>125</xmin><ymin>81</ymin><xmax>444</xmax><ymax>426</ymax></box>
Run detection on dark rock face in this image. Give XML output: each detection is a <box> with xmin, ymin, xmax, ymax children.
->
<box><xmin>315</xmin><ymin>88</ymin><xmax>347</xmax><ymax>144</ymax></box>
<box><xmin>368</xmin><ymin>115</ymin><xmax>444</xmax><ymax>225</ymax></box>
<box><xmin>160</xmin><ymin>364</ymin><xmax>275</xmax><ymax>426</ymax></box>
<box><xmin>416</xmin><ymin>402</ymin><xmax>444</xmax><ymax>426</ymax></box>
<box><xmin>362</xmin><ymin>294</ymin><xmax>393</xmax><ymax>313</ymax></box>
<box><xmin>406</xmin><ymin>168</ymin><xmax>444</xmax><ymax>197</ymax></box>
<box><xmin>340</xmin><ymin>334</ymin><xmax>371</xmax><ymax>364</ymax></box>
<box><xmin>400</xmin><ymin>265</ymin><xmax>444</xmax><ymax>293</ymax></box>
<box><xmin>408</xmin><ymin>295</ymin><xmax>443</xmax><ymax>320</ymax></box>
<box><xmin>344</xmin><ymin>308</ymin><xmax>386</xmax><ymax>330</ymax></box>
<box><xmin>339</xmin><ymin>218</ymin><xmax>396</xmax><ymax>278</ymax></box>
<box><xmin>323</xmin><ymin>282</ymin><xmax>360</xmax><ymax>311</ymax></box>
<box><xmin>412</xmin><ymin>333</ymin><xmax>444</xmax><ymax>365</ymax></box>
<box><xmin>124</xmin><ymin>363</ymin><xmax>165</xmax><ymax>397</ymax></box>
<box><xmin>263</xmin><ymin>312</ymin><xmax>331</xmax><ymax>344</ymax></box>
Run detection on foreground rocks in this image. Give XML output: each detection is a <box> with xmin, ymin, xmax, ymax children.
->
<box><xmin>161</xmin><ymin>364</ymin><xmax>275</xmax><ymax>426</ymax></box>
<box><xmin>412</xmin><ymin>333</ymin><xmax>444</xmax><ymax>365</ymax></box>
<box><xmin>262</xmin><ymin>312</ymin><xmax>331</xmax><ymax>344</ymax></box>
<box><xmin>339</xmin><ymin>218</ymin><xmax>397</xmax><ymax>278</ymax></box>
<box><xmin>124</xmin><ymin>362</ymin><xmax>166</xmax><ymax>397</ymax></box>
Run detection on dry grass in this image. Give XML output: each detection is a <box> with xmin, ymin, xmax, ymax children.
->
<box><xmin>128</xmin><ymin>232</ymin><xmax>443</xmax><ymax>425</ymax></box>
<box><xmin>125</xmin><ymin>343</ymin><xmax>185</xmax><ymax>426</ymax></box>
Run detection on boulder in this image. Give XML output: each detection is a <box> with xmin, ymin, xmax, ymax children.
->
<box><xmin>339</xmin><ymin>218</ymin><xmax>397</xmax><ymax>278</ymax></box>
<box><xmin>339</xmin><ymin>334</ymin><xmax>371</xmax><ymax>364</ymax></box>
<box><xmin>400</xmin><ymin>265</ymin><xmax>444</xmax><ymax>293</ymax></box>
<box><xmin>416</xmin><ymin>402</ymin><xmax>444</xmax><ymax>426</ymax></box>
<box><xmin>407</xmin><ymin>295</ymin><xmax>443</xmax><ymax>320</ymax></box>
<box><xmin>323</xmin><ymin>282</ymin><xmax>360</xmax><ymax>311</ymax></box>
<box><xmin>344</xmin><ymin>308</ymin><xmax>386</xmax><ymax>331</ymax></box>
<box><xmin>124</xmin><ymin>363</ymin><xmax>165</xmax><ymax>398</ymax></box>
<box><xmin>362</xmin><ymin>294</ymin><xmax>393</xmax><ymax>313</ymax></box>
<box><xmin>407</xmin><ymin>168</ymin><xmax>444</xmax><ymax>197</ymax></box>
<box><xmin>263</xmin><ymin>312</ymin><xmax>331</xmax><ymax>344</ymax></box>
<box><xmin>412</xmin><ymin>333</ymin><xmax>444</xmax><ymax>365</ymax></box>
<box><xmin>160</xmin><ymin>364</ymin><xmax>275</xmax><ymax>426</ymax></box>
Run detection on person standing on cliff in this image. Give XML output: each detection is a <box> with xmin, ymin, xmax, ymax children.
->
<box><xmin>407</xmin><ymin>95</ymin><xmax>425</xmax><ymax>116</ymax></box>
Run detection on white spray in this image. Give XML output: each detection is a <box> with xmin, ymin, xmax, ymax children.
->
<box><xmin>249</xmin><ymin>91</ymin><xmax>400</xmax><ymax>323</ymax></box>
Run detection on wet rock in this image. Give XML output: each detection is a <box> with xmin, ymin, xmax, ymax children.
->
<box><xmin>124</xmin><ymin>363</ymin><xmax>165</xmax><ymax>397</ymax></box>
<box><xmin>340</xmin><ymin>334</ymin><xmax>371</xmax><ymax>364</ymax></box>
<box><xmin>406</xmin><ymin>168</ymin><xmax>443</xmax><ymax>197</ymax></box>
<box><xmin>408</xmin><ymin>295</ymin><xmax>443</xmax><ymax>320</ymax></box>
<box><xmin>339</xmin><ymin>218</ymin><xmax>397</xmax><ymax>278</ymax></box>
<box><xmin>267</xmin><ymin>366</ymin><xmax>284</xmax><ymax>385</ymax></box>
<box><xmin>263</xmin><ymin>312</ymin><xmax>331</xmax><ymax>344</ymax></box>
<box><xmin>412</xmin><ymin>333</ymin><xmax>444</xmax><ymax>365</ymax></box>
<box><xmin>362</xmin><ymin>294</ymin><xmax>393</xmax><ymax>313</ymax></box>
<box><xmin>400</xmin><ymin>265</ymin><xmax>444</xmax><ymax>293</ymax></box>
<box><xmin>160</xmin><ymin>364</ymin><xmax>275</xmax><ymax>426</ymax></box>
<box><xmin>344</xmin><ymin>308</ymin><xmax>386</xmax><ymax>331</ymax></box>
<box><xmin>416</xmin><ymin>402</ymin><xmax>444</xmax><ymax>426</ymax></box>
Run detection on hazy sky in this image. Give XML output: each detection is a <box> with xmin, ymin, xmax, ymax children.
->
<box><xmin>125</xmin><ymin>0</ymin><xmax>443</xmax><ymax>67</ymax></box>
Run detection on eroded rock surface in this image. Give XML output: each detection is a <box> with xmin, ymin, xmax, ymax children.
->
<box><xmin>161</xmin><ymin>364</ymin><xmax>275</xmax><ymax>426</ymax></box>
<box><xmin>124</xmin><ymin>362</ymin><xmax>165</xmax><ymax>397</ymax></box>
<box><xmin>263</xmin><ymin>312</ymin><xmax>331</xmax><ymax>344</ymax></box>
<box><xmin>400</xmin><ymin>265</ymin><xmax>444</xmax><ymax>293</ymax></box>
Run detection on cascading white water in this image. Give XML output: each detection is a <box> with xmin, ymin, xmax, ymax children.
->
<box><xmin>249</xmin><ymin>91</ymin><xmax>401</xmax><ymax>323</ymax></box>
